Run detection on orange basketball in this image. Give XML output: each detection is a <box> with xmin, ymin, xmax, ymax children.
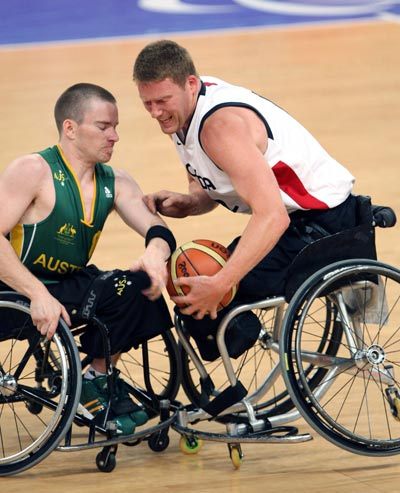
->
<box><xmin>166</xmin><ymin>239</ymin><xmax>237</xmax><ymax>310</ymax></box>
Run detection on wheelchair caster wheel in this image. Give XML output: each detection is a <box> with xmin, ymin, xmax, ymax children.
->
<box><xmin>148</xmin><ymin>431</ymin><xmax>170</xmax><ymax>452</ymax></box>
<box><xmin>96</xmin><ymin>450</ymin><xmax>116</xmax><ymax>473</ymax></box>
<box><xmin>179</xmin><ymin>435</ymin><xmax>203</xmax><ymax>455</ymax></box>
<box><xmin>228</xmin><ymin>443</ymin><xmax>243</xmax><ymax>469</ymax></box>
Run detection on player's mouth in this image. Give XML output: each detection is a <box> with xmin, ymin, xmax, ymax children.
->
<box><xmin>158</xmin><ymin>116</ymin><xmax>175</xmax><ymax>132</ymax></box>
<box><xmin>102</xmin><ymin>145</ymin><xmax>115</xmax><ymax>157</ymax></box>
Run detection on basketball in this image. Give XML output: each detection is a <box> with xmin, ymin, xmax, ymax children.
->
<box><xmin>166</xmin><ymin>239</ymin><xmax>237</xmax><ymax>310</ymax></box>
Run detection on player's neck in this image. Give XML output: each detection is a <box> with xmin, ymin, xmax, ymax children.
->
<box><xmin>57</xmin><ymin>142</ymin><xmax>95</xmax><ymax>181</ymax></box>
<box><xmin>178</xmin><ymin>79</ymin><xmax>201</xmax><ymax>140</ymax></box>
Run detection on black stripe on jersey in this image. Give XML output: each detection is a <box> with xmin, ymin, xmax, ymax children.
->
<box><xmin>198</xmin><ymin>102</ymin><xmax>274</xmax><ymax>154</ymax></box>
<box><xmin>175</xmin><ymin>81</ymin><xmax>207</xmax><ymax>145</ymax></box>
<box><xmin>199</xmin><ymin>81</ymin><xmax>207</xmax><ymax>96</ymax></box>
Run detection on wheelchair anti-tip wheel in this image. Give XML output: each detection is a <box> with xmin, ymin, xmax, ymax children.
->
<box><xmin>228</xmin><ymin>443</ymin><xmax>243</xmax><ymax>469</ymax></box>
<box><xmin>179</xmin><ymin>435</ymin><xmax>203</xmax><ymax>455</ymax></box>
<box><xmin>0</xmin><ymin>294</ymin><xmax>81</xmax><ymax>476</ymax></box>
<box><xmin>281</xmin><ymin>259</ymin><xmax>400</xmax><ymax>456</ymax></box>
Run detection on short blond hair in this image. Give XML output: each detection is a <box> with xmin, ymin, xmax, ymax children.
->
<box><xmin>133</xmin><ymin>40</ymin><xmax>198</xmax><ymax>88</ymax></box>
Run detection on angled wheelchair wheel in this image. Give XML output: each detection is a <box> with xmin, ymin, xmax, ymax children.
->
<box><xmin>181</xmin><ymin>302</ymin><xmax>341</xmax><ymax>417</ymax></box>
<box><xmin>0</xmin><ymin>294</ymin><xmax>81</xmax><ymax>476</ymax></box>
<box><xmin>281</xmin><ymin>259</ymin><xmax>400</xmax><ymax>456</ymax></box>
<box><xmin>118</xmin><ymin>330</ymin><xmax>181</xmax><ymax>401</ymax></box>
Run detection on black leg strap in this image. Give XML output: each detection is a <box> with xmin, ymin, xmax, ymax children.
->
<box><xmin>202</xmin><ymin>381</ymin><xmax>247</xmax><ymax>417</ymax></box>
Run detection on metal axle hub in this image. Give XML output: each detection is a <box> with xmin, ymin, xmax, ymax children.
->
<box><xmin>366</xmin><ymin>344</ymin><xmax>386</xmax><ymax>365</ymax></box>
<box><xmin>0</xmin><ymin>373</ymin><xmax>17</xmax><ymax>396</ymax></box>
<box><xmin>355</xmin><ymin>344</ymin><xmax>386</xmax><ymax>369</ymax></box>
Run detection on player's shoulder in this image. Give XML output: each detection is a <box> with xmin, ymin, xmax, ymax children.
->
<box><xmin>5</xmin><ymin>153</ymin><xmax>49</xmax><ymax>179</ymax></box>
<box><xmin>113</xmin><ymin>167</ymin><xmax>131</xmax><ymax>181</ymax></box>
<box><xmin>113</xmin><ymin>167</ymin><xmax>141</xmax><ymax>190</ymax></box>
<box><xmin>0</xmin><ymin>154</ymin><xmax>50</xmax><ymax>196</ymax></box>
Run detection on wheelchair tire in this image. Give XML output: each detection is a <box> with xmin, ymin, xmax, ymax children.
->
<box><xmin>281</xmin><ymin>259</ymin><xmax>400</xmax><ymax>456</ymax></box>
<box><xmin>0</xmin><ymin>295</ymin><xmax>81</xmax><ymax>476</ymax></box>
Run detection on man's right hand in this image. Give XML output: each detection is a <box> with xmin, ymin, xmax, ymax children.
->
<box><xmin>143</xmin><ymin>190</ymin><xmax>192</xmax><ymax>218</ymax></box>
<box><xmin>30</xmin><ymin>290</ymin><xmax>71</xmax><ymax>340</ymax></box>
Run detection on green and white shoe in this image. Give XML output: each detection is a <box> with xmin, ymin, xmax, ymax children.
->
<box><xmin>79</xmin><ymin>375</ymin><xmax>137</xmax><ymax>435</ymax></box>
<box><xmin>112</xmin><ymin>369</ymin><xmax>149</xmax><ymax>426</ymax></box>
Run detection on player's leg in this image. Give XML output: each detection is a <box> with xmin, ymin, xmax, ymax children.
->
<box><xmin>52</xmin><ymin>267</ymin><xmax>173</xmax><ymax>435</ymax></box>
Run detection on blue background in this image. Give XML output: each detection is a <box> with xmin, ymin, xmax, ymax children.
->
<box><xmin>1</xmin><ymin>0</ymin><xmax>399</xmax><ymax>46</ymax></box>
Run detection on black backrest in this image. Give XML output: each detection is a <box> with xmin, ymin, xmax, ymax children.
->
<box><xmin>284</xmin><ymin>196</ymin><xmax>377</xmax><ymax>301</ymax></box>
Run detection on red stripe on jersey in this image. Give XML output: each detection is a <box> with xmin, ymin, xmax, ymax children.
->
<box><xmin>272</xmin><ymin>161</ymin><xmax>329</xmax><ymax>210</ymax></box>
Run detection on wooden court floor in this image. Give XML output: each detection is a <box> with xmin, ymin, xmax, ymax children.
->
<box><xmin>1</xmin><ymin>20</ymin><xmax>400</xmax><ymax>492</ymax></box>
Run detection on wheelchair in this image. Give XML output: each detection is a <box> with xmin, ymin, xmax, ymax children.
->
<box><xmin>172</xmin><ymin>197</ymin><xmax>400</xmax><ymax>468</ymax></box>
<box><xmin>0</xmin><ymin>292</ymin><xmax>182</xmax><ymax>476</ymax></box>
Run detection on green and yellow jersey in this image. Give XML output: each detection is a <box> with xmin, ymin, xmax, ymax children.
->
<box><xmin>9</xmin><ymin>145</ymin><xmax>115</xmax><ymax>284</ymax></box>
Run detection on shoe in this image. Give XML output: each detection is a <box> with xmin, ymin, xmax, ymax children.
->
<box><xmin>80</xmin><ymin>375</ymin><xmax>137</xmax><ymax>435</ymax></box>
<box><xmin>112</xmin><ymin>369</ymin><xmax>149</xmax><ymax>426</ymax></box>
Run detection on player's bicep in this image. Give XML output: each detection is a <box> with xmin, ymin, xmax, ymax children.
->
<box><xmin>201</xmin><ymin>112</ymin><xmax>283</xmax><ymax>215</ymax></box>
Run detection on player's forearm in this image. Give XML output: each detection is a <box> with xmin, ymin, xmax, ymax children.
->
<box><xmin>187</xmin><ymin>182</ymin><xmax>217</xmax><ymax>215</ymax></box>
<box><xmin>214</xmin><ymin>210</ymin><xmax>289</xmax><ymax>290</ymax></box>
<box><xmin>0</xmin><ymin>234</ymin><xmax>47</xmax><ymax>299</ymax></box>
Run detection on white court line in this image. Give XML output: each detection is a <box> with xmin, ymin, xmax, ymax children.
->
<box><xmin>235</xmin><ymin>0</ymin><xmax>399</xmax><ymax>16</ymax></box>
<box><xmin>138</xmin><ymin>0</ymin><xmax>237</xmax><ymax>14</ymax></box>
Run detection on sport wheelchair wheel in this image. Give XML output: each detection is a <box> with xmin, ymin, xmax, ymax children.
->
<box><xmin>0</xmin><ymin>294</ymin><xmax>81</xmax><ymax>475</ymax></box>
<box><xmin>281</xmin><ymin>259</ymin><xmax>400</xmax><ymax>455</ymax></box>
<box><xmin>118</xmin><ymin>330</ymin><xmax>181</xmax><ymax>401</ymax></box>
<box><xmin>181</xmin><ymin>301</ymin><xmax>341</xmax><ymax>417</ymax></box>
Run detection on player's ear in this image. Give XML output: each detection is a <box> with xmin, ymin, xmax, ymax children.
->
<box><xmin>62</xmin><ymin>118</ymin><xmax>77</xmax><ymax>139</ymax></box>
<box><xmin>187</xmin><ymin>75</ymin><xmax>198</xmax><ymax>93</ymax></box>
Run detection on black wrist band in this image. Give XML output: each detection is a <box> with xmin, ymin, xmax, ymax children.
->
<box><xmin>145</xmin><ymin>225</ymin><xmax>177</xmax><ymax>257</ymax></box>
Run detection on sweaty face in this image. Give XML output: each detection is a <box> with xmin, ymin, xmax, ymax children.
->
<box><xmin>137</xmin><ymin>77</ymin><xmax>198</xmax><ymax>135</ymax></box>
<box><xmin>73</xmin><ymin>99</ymin><xmax>119</xmax><ymax>163</ymax></box>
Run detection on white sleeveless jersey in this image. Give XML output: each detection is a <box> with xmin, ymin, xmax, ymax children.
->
<box><xmin>172</xmin><ymin>76</ymin><xmax>354</xmax><ymax>214</ymax></box>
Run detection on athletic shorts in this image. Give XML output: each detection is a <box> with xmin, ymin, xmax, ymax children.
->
<box><xmin>0</xmin><ymin>265</ymin><xmax>172</xmax><ymax>358</ymax></box>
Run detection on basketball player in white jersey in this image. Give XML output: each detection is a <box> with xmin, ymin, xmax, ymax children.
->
<box><xmin>133</xmin><ymin>40</ymin><xmax>357</xmax><ymax>323</ymax></box>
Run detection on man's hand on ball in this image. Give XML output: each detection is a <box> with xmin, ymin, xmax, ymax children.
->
<box><xmin>171</xmin><ymin>275</ymin><xmax>225</xmax><ymax>320</ymax></box>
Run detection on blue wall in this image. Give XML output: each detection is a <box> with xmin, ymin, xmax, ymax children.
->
<box><xmin>1</xmin><ymin>0</ymin><xmax>399</xmax><ymax>46</ymax></box>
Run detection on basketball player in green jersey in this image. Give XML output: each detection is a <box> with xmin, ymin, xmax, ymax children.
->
<box><xmin>0</xmin><ymin>83</ymin><xmax>176</xmax><ymax>435</ymax></box>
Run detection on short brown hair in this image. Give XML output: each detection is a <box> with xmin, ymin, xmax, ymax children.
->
<box><xmin>133</xmin><ymin>40</ymin><xmax>198</xmax><ymax>87</ymax></box>
<box><xmin>54</xmin><ymin>82</ymin><xmax>116</xmax><ymax>134</ymax></box>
